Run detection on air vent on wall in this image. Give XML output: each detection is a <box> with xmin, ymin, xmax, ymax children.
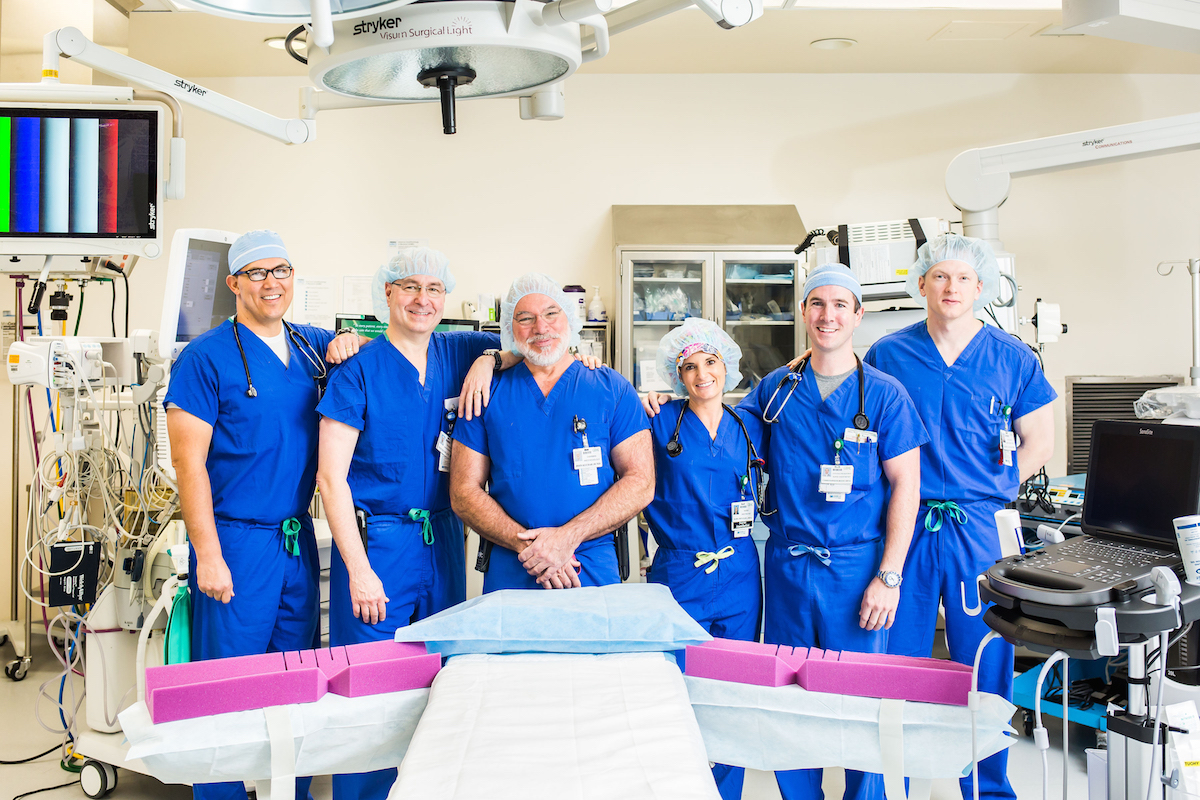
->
<box><xmin>1065</xmin><ymin>375</ymin><xmax>1183</xmax><ymax>474</ymax></box>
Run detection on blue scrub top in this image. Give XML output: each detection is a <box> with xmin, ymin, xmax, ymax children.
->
<box><xmin>164</xmin><ymin>319</ymin><xmax>337</xmax><ymax>523</ymax></box>
<box><xmin>645</xmin><ymin>400</ymin><xmax>765</xmax><ymax>552</ymax></box>
<box><xmin>738</xmin><ymin>361</ymin><xmax>928</xmax><ymax>549</ymax></box>
<box><xmin>453</xmin><ymin>362</ymin><xmax>649</xmax><ymax>531</ymax></box>
<box><xmin>864</xmin><ymin>321</ymin><xmax>1057</xmax><ymax>504</ymax></box>
<box><xmin>316</xmin><ymin>331</ymin><xmax>499</xmax><ymax>516</ymax></box>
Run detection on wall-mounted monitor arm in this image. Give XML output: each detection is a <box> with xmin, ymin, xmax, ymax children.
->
<box><xmin>44</xmin><ymin>27</ymin><xmax>315</xmax><ymax>146</ymax></box>
<box><xmin>946</xmin><ymin>110</ymin><xmax>1200</xmax><ymax>243</ymax></box>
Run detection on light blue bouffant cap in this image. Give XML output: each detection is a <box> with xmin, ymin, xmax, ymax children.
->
<box><xmin>500</xmin><ymin>272</ymin><xmax>583</xmax><ymax>355</ymax></box>
<box><xmin>371</xmin><ymin>247</ymin><xmax>457</xmax><ymax>322</ymax></box>
<box><xmin>907</xmin><ymin>233</ymin><xmax>1001</xmax><ymax>311</ymax></box>
<box><xmin>229</xmin><ymin>229</ymin><xmax>289</xmax><ymax>275</ymax></box>
<box><xmin>803</xmin><ymin>262</ymin><xmax>862</xmax><ymax>305</ymax></box>
<box><xmin>655</xmin><ymin>318</ymin><xmax>742</xmax><ymax>397</ymax></box>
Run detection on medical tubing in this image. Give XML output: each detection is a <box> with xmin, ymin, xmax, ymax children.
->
<box><xmin>136</xmin><ymin>575</ymin><xmax>179</xmax><ymax>703</ymax></box>
<box><xmin>1032</xmin><ymin>652</ymin><xmax>1069</xmax><ymax>800</ymax></box>
<box><xmin>12</xmin><ymin>781</ymin><xmax>78</xmax><ymax>800</ymax></box>
<box><xmin>970</xmin><ymin>630</ymin><xmax>1004</xmax><ymax>800</ymax></box>
<box><xmin>72</xmin><ymin>281</ymin><xmax>84</xmax><ymax>336</ymax></box>
<box><xmin>1147</xmin><ymin>631</ymin><xmax>1170</xmax><ymax>800</ymax></box>
<box><xmin>0</xmin><ymin>743</ymin><xmax>58</xmax><ymax>764</ymax></box>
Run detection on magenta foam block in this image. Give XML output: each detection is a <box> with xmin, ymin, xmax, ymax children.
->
<box><xmin>146</xmin><ymin>651</ymin><xmax>322</xmax><ymax>723</ymax></box>
<box><xmin>330</xmin><ymin>640</ymin><xmax>440</xmax><ymax>698</ymax></box>
<box><xmin>684</xmin><ymin>638</ymin><xmax>807</xmax><ymax>687</ymax></box>
<box><xmin>796</xmin><ymin>649</ymin><xmax>973</xmax><ymax>706</ymax></box>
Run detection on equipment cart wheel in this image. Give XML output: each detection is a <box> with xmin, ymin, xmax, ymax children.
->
<box><xmin>1021</xmin><ymin>710</ymin><xmax>1034</xmax><ymax>736</ymax></box>
<box><xmin>4</xmin><ymin>658</ymin><xmax>28</xmax><ymax>681</ymax></box>
<box><xmin>80</xmin><ymin>760</ymin><xmax>118</xmax><ymax>798</ymax></box>
<box><xmin>0</xmin><ymin>632</ymin><xmax>9</xmax><ymax>647</ymax></box>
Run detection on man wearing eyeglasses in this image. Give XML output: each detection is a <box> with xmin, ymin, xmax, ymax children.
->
<box><xmin>315</xmin><ymin>248</ymin><xmax>512</xmax><ymax>800</ymax></box>
<box><xmin>451</xmin><ymin>272</ymin><xmax>654</xmax><ymax>591</ymax></box>
<box><xmin>166</xmin><ymin>229</ymin><xmax>365</xmax><ymax>800</ymax></box>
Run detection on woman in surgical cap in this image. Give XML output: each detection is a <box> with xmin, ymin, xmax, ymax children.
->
<box><xmin>643</xmin><ymin>318</ymin><xmax>765</xmax><ymax>800</ymax></box>
<box><xmin>315</xmin><ymin>247</ymin><xmax>513</xmax><ymax>800</ymax></box>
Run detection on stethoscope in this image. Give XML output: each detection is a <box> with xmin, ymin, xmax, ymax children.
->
<box><xmin>230</xmin><ymin>316</ymin><xmax>328</xmax><ymax>399</ymax></box>
<box><xmin>762</xmin><ymin>354</ymin><xmax>869</xmax><ymax>431</ymax></box>
<box><xmin>666</xmin><ymin>400</ymin><xmax>770</xmax><ymax>511</ymax></box>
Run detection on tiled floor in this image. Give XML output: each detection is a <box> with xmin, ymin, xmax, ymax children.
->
<box><xmin>0</xmin><ymin>634</ymin><xmax>1092</xmax><ymax>800</ymax></box>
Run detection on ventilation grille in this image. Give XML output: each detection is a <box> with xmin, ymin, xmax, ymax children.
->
<box><xmin>1066</xmin><ymin>376</ymin><xmax>1182</xmax><ymax>474</ymax></box>
<box><xmin>844</xmin><ymin>217</ymin><xmax>946</xmax><ymax>245</ymax></box>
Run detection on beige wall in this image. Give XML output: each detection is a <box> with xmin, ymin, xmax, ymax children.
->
<box><xmin>4</xmin><ymin>69</ymin><xmax>1199</xmax><ymax>619</ymax></box>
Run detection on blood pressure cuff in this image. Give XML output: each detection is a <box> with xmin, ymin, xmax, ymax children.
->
<box><xmin>392</xmin><ymin>583</ymin><xmax>711</xmax><ymax>656</ymax></box>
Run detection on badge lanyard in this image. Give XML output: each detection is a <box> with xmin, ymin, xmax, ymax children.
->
<box><xmin>572</xmin><ymin>416</ymin><xmax>602</xmax><ymax>486</ymax></box>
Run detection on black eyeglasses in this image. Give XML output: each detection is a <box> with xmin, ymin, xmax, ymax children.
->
<box><xmin>237</xmin><ymin>265</ymin><xmax>294</xmax><ymax>282</ymax></box>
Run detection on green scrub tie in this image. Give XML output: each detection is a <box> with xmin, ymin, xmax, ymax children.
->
<box><xmin>923</xmin><ymin>501</ymin><xmax>968</xmax><ymax>533</ymax></box>
<box><xmin>282</xmin><ymin>517</ymin><xmax>302</xmax><ymax>557</ymax></box>
<box><xmin>694</xmin><ymin>545</ymin><xmax>736</xmax><ymax>575</ymax></box>
<box><xmin>408</xmin><ymin>509</ymin><xmax>434</xmax><ymax>545</ymax></box>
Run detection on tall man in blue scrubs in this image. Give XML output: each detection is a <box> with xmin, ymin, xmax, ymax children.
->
<box><xmin>739</xmin><ymin>263</ymin><xmax>926</xmax><ymax>800</ymax></box>
<box><xmin>864</xmin><ymin>234</ymin><xmax>1055</xmax><ymax>800</ymax></box>
<box><xmin>167</xmin><ymin>229</ymin><xmax>363</xmax><ymax>800</ymax></box>
<box><xmin>451</xmin><ymin>273</ymin><xmax>655</xmax><ymax>591</ymax></box>
<box><xmin>315</xmin><ymin>248</ymin><xmax>509</xmax><ymax>800</ymax></box>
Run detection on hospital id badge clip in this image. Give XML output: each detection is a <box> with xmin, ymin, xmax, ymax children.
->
<box><xmin>731</xmin><ymin>500</ymin><xmax>754</xmax><ymax>537</ymax></box>
<box><xmin>437</xmin><ymin>397</ymin><xmax>460</xmax><ymax>472</ymax></box>
<box><xmin>573</xmin><ymin>430</ymin><xmax>602</xmax><ymax>487</ymax></box>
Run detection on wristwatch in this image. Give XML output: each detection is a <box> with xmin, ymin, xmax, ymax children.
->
<box><xmin>335</xmin><ymin>327</ymin><xmax>358</xmax><ymax>337</ymax></box>
<box><xmin>878</xmin><ymin>569</ymin><xmax>902</xmax><ymax>588</ymax></box>
<box><xmin>483</xmin><ymin>348</ymin><xmax>503</xmax><ymax>372</ymax></box>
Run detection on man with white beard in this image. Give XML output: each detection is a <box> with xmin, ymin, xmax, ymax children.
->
<box><xmin>451</xmin><ymin>273</ymin><xmax>654</xmax><ymax>591</ymax></box>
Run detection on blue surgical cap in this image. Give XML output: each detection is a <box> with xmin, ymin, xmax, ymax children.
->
<box><xmin>656</xmin><ymin>318</ymin><xmax>742</xmax><ymax>397</ymax></box>
<box><xmin>371</xmin><ymin>247</ymin><xmax>457</xmax><ymax>323</ymax></box>
<box><xmin>906</xmin><ymin>233</ymin><xmax>1001</xmax><ymax>311</ymax></box>
<box><xmin>500</xmin><ymin>273</ymin><xmax>583</xmax><ymax>355</ymax></box>
<box><xmin>229</xmin><ymin>229</ymin><xmax>289</xmax><ymax>275</ymax></box>
<box><xmin>803</xmin><ymin>262</ymin><xmax>862</xmax><ymax>306</ymax></box>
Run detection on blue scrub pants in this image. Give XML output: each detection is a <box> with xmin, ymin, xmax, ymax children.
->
<box><xmin>764</xmin><ymin>536</ymin><xmax>887</xmax><ymax>800</ymax></box>
<box><xmin>329</xmin><ymin>509</ymin><xmax>465</xmax><ymax>800</ymax></box>
<box><xmin>481</xmin><ymin>533</ymin><xmax>620</xmax><ymax>593</ymax></box>
<box><xmin>650</xmin><ymin>539</ymin><xmax>762</xmax><ymax>800</ymax></box>
<box><xmin>189</xmin><ymin>515</ymin><xmax>320</xmax><ymax>800</ymax></box>
<box><xmin>886</xmin><ymin>499</ymin><xmax>1015</xmax><ymax>800</ymax></box>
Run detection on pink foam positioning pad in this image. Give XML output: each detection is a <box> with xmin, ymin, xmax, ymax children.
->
<box><xmin>684</xmin><ymin>638</ymin><xmax>810</xmax><ymax>687</ymax></box>
<box><xmin>327</xmin><ymin>640</ymin><xmax>441</xmax><ymax>698</ymax></box>
<box><xmin>796</xmin><ymin>650</ymin><xmax>973</xmax><ymax>706</ymax></box>
<box><xmin>146</xmin><ymin>651</ymin><xmax>324</xmax><ymax>724</ymax></box>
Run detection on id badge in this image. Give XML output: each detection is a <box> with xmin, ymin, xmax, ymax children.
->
<box><xmin>731</xmin><ymin>500</ymin><xmax>755</xmax><ymax>537</ymax></box>
<box><xmin>574</xmin><ymin>446</ymin><xmax>602</xmax><ymax>487</ymax></box>
<box><xmin>819</xmin><ymin>464</ymin><xmax>853</xmax><ymax>502</ymax></box>
<box><xmin>999</xmin><ymin>430</ymin><xmax>1016</xmax><ymax>467</ymax></box>
<box><xmin>436</xmin><ymin>432</ymin><xmax>453</xmax><ymax>472</ymax></box>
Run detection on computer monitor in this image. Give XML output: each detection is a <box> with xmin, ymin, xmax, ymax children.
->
<box><xmin>0</xmin><ymin>104</ymin><xmax>164</xmax><ymax>260</ymax></box>
<box><xmin>157</xmin><ymin>228</ymin><xmax>237</xmax><ymax>361</ymax></box>
<box><xmin>436</xmin><ymin>318</ymin><xmax>480</xmax><ymax>333</ymax></box>
<box><xmin>335</xmin><ymin>313</ymin><xmax>387</xmax><ymax>340</ymax></box>
<box><xmin>1081</xmin><ymin>419</ymin><xmax>1200</xmax><ymax>548</ymax></box>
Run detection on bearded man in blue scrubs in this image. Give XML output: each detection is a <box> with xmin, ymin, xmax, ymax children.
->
<box><xmin>166</xmin><ymin>229</ymin><xmax>363</xmax><ymax>800</ymax></box>
<box><xmin>864</xmin><ymin>234</ymin><xmax>1055</xmax><ymax>800</ymax></box>
<box><xmin>451</xmin><ymin>273</ymin><xmax>655</xmax><ymax>591</ymax></box>
<box><xmin>739</xmin><ymin>263</ymin><xmax>926</xmax><ymax>800</ymax></box>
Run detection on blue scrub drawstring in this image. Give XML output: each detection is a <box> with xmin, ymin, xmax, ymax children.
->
<box><xmin>408</xmin><ymin>509</ymin><xmax>434</xmax><ymax>545</ymax></box>
<box><xmin>694</xmin><ymin>546</ymin><xmax>736</xmax><ymax>574</ymax></box>
<box><xmin>787</xmin><ymin>543</ymin><xmax>832</xmax><ymax>567</ymax></box>
<box><xmin>924</xmin><ymin>500</ymin><xmax>968</xmax><ymax>533</ymax></box>
<box><xmin>281</xmin><ymin>517</ymin><xmax>302</xmax><ymax>557</ymax></box>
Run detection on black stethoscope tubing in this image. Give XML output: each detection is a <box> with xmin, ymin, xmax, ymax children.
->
<box><xmin>230</xmin><ymin>316</ymin><xmax>328</xmax><ymax>399</ymax></box>
<box><xmin>665</xmin><ymin>399</ymin><xmax>767</xmax><ymax>507</ymax></box>
<box><xmin>764</xmin><ymin>354</ymin><xmax>869</xmax><ymax>431</ymax></box>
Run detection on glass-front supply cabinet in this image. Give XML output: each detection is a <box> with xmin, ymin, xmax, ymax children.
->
<box><xmin>617</xmin><ymin>248</ymin><xmax>803</xmax><ymax>398</ymax></box>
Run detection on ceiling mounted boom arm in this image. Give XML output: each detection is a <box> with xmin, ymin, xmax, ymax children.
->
<box><xmin>946</xmin><ymin>109</ymin><xmax>1200</xmax><ymax>242</ymax></box>
<box><xmin>45</xmin><ymin>27</ymin><xmax>316</xmax><ymax>145</ymax></box>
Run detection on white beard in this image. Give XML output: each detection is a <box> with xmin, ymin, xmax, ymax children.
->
<box><xmin>520</xmin><ymin>336</ymin><xmax>567</xmax><ymax>367</ymax></box>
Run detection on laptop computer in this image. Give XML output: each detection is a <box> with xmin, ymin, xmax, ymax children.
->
<box><xmin>988</xmin><ymin>419</ymin><xmax>1200</xmax><ymax>607</ymax></box>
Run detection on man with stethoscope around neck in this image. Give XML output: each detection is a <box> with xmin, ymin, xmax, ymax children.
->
<box><xmin>739</xmin><ymin>263</ymin><xmax>927</xmax><ymax>800</ymax></box>
<box><xmin>166</xmin><ymin>229</ymin><xmax>365</xmax><ymax>800</ymax></box>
